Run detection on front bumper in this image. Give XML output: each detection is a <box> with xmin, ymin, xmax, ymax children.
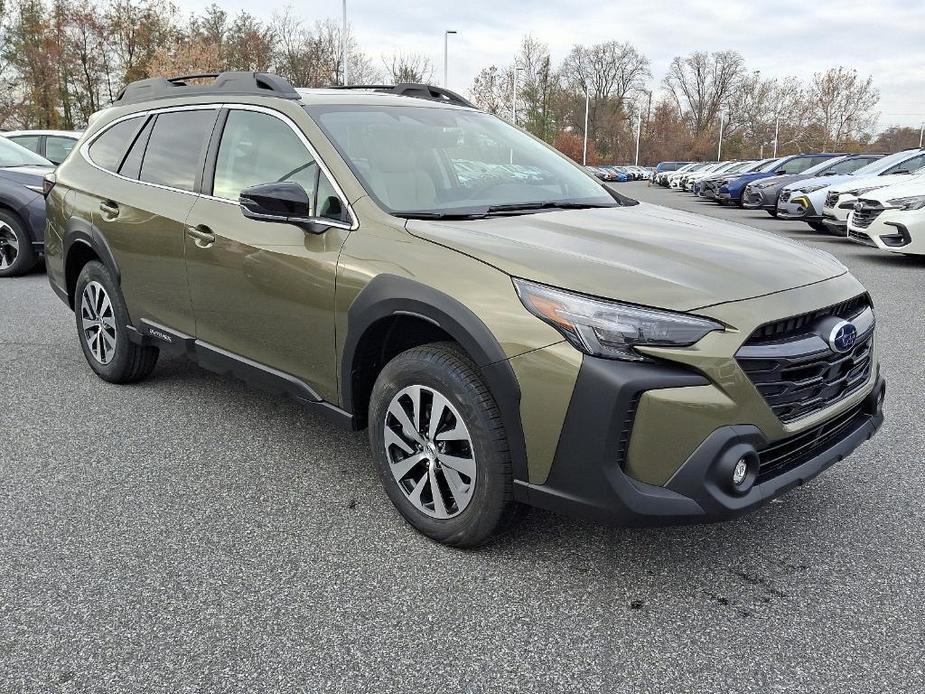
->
<box><xmin>778</xmin><ymin>194</ymin><xmax>821</xmax><ymax>221</ymax></box>
<box><xmin>743</xmin><ymin>187</ymin><xmax>775</xmax><ymax>210</ymax></box>
<box><xmin>848</xmin><ymin>210</ymin><xmax>924</xmax><ymax>254</ymax></box>
<box><xmin>517</xmin><ymin>355</ymin><xmax>885</xmax><ymax>526</ymax></box>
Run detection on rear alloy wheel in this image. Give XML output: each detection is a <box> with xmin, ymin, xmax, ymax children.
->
<box><xmin>0</xmin><ymin>212</ymin><xmax>37</xmax><ymax>278</ymax></box>
<box><xmin>369</xmin><ymin>343</ymin><xmax>521</xmax><ymax>547</ymax></box>
<box><xmin>80</xmin><ymin>281</ymin><xmax>118</xmax><ymax>365</ymax></box>
<box><xmin>74</xmin><ymin>261</ymin><xmax>159</xmax><ymax>383</ymax></box>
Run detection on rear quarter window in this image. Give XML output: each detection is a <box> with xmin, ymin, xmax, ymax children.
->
<box><xmin>88</xmin><ymin>117</ymin><xmax>146</xmax><ymax>172</ymax></box>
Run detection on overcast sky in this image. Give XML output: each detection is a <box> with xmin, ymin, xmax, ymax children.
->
<box><xmin>178</xmin><ymin>0</ymin><xmax>925</xmax><ymax>131</ymax></box>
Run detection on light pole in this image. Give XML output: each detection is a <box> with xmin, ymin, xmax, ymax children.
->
<box><xmin>717</xmin><ymin>111</ymin><xmax>725</xmax><ymax>161</ymax></box>
<box><xmin>511</xmin><ymin>66</ymin><xmax>524</xmax><ymax>126</ymax></box>
<box><xmin>634</xmin><ymin>108</ymin><xmax>642</xmax><ymax>165</ymax></box>
<box><xmin>443</xmin><ymin>30</ymin><xmax>457</xmax><ymax>87</ymax></box>
<box><xmin>773</xmin><ymin>115</ymin><xmax>780</xmax><ymax>158</ymax></box>
<box><xmin>582</xmin><ymin>87</ymin><xmax>591</xmax><ymax>166</ymax></box>
<box><xmin>341</xmin><ymin>0</ymin><xmax>348</xmax><ymax>86</ymax></box>
<box><xmin>920</xmin><ymin>122</ymin><xmax>924</xmax><ymax>148</ymax></box>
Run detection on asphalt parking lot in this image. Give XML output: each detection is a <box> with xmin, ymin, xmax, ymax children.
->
<box><xmin>2</xmin><ymin>181</ymin><xmax>923</xmax><ymax>693</ymax></box>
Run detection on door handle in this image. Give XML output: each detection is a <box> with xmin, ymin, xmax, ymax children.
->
<box><xmin>186</xmin><ymin>224</ymin><xmax>216</xmax><ymax>248</ymax></box>
<box><xmin>99</xmin><ymin>200</ymin><xmax>119</xmax><ymax>219</ymax></box>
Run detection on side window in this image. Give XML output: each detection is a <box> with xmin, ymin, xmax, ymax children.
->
<box><xmin>140</xmin><ymin>109</ymin><xmax>217</xmax><ymax>192</ymax></box>
<box><xmin>118</xmin><ymin>117</ymin><xmax>154</xmax><ymax>180</ymax></box>
<box><xmin>88</xmin><ymin>117</ymin><xmax>145</xmax><ymax>172</ymax></box>
<box><xmin>884</xmin><ymin>154</ymin><xmax>925</xmax><ymax>175</ymax></box>
<box><xmin>9</xmin><ymin>135</ymin><xmax>41</xmax><ymax>154</ymax></box>
<box><xmin>212</xmin><ymin>110</ymin><xmax>319</xmax><ymax>203</ymax></box>
<box><xmin>45</xmin><ymin>136</ymin><xmax>77</xmax><ymax>164</ymax></box>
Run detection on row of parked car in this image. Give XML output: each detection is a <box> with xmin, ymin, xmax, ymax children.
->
<box><xmin>652</xmin><ymin>149</ymin><xmax>925</xmax><ymax>257</ymax></box>
<box><xmin>587</xmin><ymin>164</ymin><xmax>653</xmax><ymax>183</ymax></box>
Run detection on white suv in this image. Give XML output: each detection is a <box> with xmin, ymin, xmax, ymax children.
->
<box><xmin>820</xmin><ymin>149</ymin><xmax>925</xmax><ymax>234</ymax></box>
<box><xmin>847</xmin><ymin>176</ymin><xmax>925</xmax><ymax>255</ymax></box>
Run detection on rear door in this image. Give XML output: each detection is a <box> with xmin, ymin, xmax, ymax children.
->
<box><xmin>84</xmin><ymin>107</ymin><xmax>219</xmax><ymax>335</ymax></box>
<box><xmin>184</xmin><ymin>106</ymin><xmax>352</xmax><ymax>398</ymax></box>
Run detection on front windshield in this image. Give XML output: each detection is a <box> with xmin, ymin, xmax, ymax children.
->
<box><xmin>725</xmin><ymin>161</ymin><xmax>755</xmax><ymax>173</ymax></box>
<box><xmin>0</xmin><ymin>137</ymin><xmax>53</xmax><ymax>167</ymax></box>
<box><xmin>759</xmin><ymin>158</ymin><xmax>785</xmax><ymax>173</ymax></box>
<box><xmin>851</xmin><ymin>150</ymin><xmax>915</xmax><ymax>177</ymax></box>
<box><xmin>801</xmin><ymin>156</ymin><xmax>848</xmax><ymax>176</ymax></box>
<box><xmin>829</xmin><ymin>156</ymin><xmax>881</xmax><ymax>175</ymax></box>
<box><xmin>308</xmin><ymin>105</ymin><xmax>616</xmax><ymax>215</ymax></box>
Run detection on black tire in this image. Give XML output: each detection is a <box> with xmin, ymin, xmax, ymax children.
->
<box><xmin>0</xmin><ymin>210</ymin><xmax>37</xmax><ymax>278</ymax></box>
<box><xmin>807</xmin><ymin>221</ymin><xmax>828</xmax><ymax>233</ymax></box>
<box><xmin>766</xmin><ymin>209</ymin><xmax>778</xmax><ymax>218</ymax></box>
<box><xmin>368</xmin><ymin>342</ymin><xmax>521</xmax><ymax>547</ymax></box>
<box><xmin>74</xmin><ymin>260</ymin><xmax>159</xmax><ymax>383</ymax></box>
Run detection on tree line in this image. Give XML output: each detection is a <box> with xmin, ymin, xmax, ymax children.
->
<box><xmin>1</xmin><ymin>0</ymin><xmax>919</xmax><ymax>163</ymax></box>
<box><xmin>470</xmin><ymin>36</ymin><xmax>918</xmax><ymax>164</ymax></box>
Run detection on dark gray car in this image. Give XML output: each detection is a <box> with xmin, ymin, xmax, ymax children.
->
<box><xmin>742</xmin><ymin>154</ymin><xmax>882</xmax><ymax>215</ymax></box>
<box><xmin>0</xmin><ymin>137</ymin><xmax>53</xmax><ymax>276</ymax></box>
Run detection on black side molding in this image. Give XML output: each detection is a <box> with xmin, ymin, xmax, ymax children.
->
<box><xmin>133</xmin><ymin>319</ymin><xmax>354</xmax><ymax>428</ymax></box>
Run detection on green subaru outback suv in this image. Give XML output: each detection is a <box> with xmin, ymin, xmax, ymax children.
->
<box><xmin>44</xmin><ymin>72</ymin><xmax>884</xmax><ymax>546</ymax></box>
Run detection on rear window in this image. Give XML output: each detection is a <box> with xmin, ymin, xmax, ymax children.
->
<box><xmin>88</xmin><ymin>117</ymin><xmax>145</xmax><ymax>171</ymax></box>
<box><xmin>139</xmin><ymin>109</ymin><xmax>217</xmax><ymax>192</ymax></box>
<box><xmin>46</xmin><ymin>136</ymin><xmax>77</xmax><ymax>164</ymax></box>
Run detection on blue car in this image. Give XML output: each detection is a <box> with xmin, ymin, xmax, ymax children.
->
<box><xmin>716</xmin><ymin>153</ymin><xmax>841</xmax><ymax>206</ymax></box>
<box><xmin>0</xmin><ymin>137</ymin><xmax>54</xmax><ymax>277</ymax></box>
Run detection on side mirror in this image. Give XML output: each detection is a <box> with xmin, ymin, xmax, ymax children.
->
<box><xmin>774</xmin><ymin>169</ymin><xmax>786</xmax><ymax>175</ymax></box>
<box><xmin>239</xmin><ymin>182</ymin><xmax>327</xmax><ymax>234</ymax></box>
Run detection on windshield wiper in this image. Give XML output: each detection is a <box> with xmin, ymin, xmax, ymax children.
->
<box><xmin>395</xmin><ymin>211</ymin><xmax>488</xmax><ymax>220</ymax></box>
<box><xmin>485</xmin><ymin>201</ymin><xmax>614</xmax><ymax>215</ymax></box>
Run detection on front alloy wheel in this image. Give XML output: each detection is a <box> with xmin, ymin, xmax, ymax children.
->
<box><xmin>384</xmin><ymin>384</ymin><xmax>476</xmax><ymax>519</ymax></box>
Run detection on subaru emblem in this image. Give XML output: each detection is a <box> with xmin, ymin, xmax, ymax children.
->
<box><xmin>828</xmin><ymin>320</ymin><xmax>858</xmax><ymax>353</ymax></box>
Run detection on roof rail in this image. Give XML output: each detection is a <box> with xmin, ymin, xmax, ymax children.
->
<box><xmin>327</xmin><ymin>83</ymin><xmax>476</xmax><ymax>109</ymax></box>
<box><xmin>114</xmin><ymin>71</ymin><xmax>300</xmax><ymax>105</ymax></box>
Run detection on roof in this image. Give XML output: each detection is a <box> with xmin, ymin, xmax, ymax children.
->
<box><xmin>2</xmin><ymin>129</ymin><xmax>83</xmax><ymax>138</ymax></box>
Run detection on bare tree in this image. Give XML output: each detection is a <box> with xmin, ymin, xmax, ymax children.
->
<box><xmin>663</xmin><ymin>50</ymin><xmax>744</xmax><ymax>136</ymax></box>
<box><xmin>807</xmin><ymin>67</ymin><xmax>878</xmax><ymax>151</ymax></box>
<box><xmin>383</xmin><ymin>51</ymin><xmax>433</xmax><ymax>84</ymax></box>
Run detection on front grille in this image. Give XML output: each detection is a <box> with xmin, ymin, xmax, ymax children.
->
<box><xmin>852</xmin><ymin>200</ymin><xmax>884</xmax><ymax>229</ymax></box>
<box><xmin>736</xmin><ymin>296</ymin><xmax>874</xmax><ymax>423</ymax></box>
<box><xmin>757</xmin><ymin>404</ymin><xmax>868</xmax><ymax>482</ymax></box>
<box><xmin>825</xmin><ymin>191</ymin><xmax>839</xmax><ymax>208</ymax></box>
<box><xmin>747</xmin><ymin>294</ymin><xmax>870</xmax><ymax>342</ymax></box>
<box><xmin>848</xmin><ymin>229</ymin><xmax>877</xmax><ymax>246</ymax></box>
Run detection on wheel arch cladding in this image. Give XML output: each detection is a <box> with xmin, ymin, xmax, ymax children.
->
<box><xmin>342</xmin><ymin>274</ymin><xmax>529</xmax><ymax>485</ymax></box>
<box><xmin>63</xmin><ymin>221</ymin><xmax>120</xmax><ymax>308</ymax></box>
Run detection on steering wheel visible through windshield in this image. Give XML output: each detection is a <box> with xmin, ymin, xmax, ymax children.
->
<box><xmin>306</xmin><ymin>104</ymin><xmax>618</xmax><ymax>217</ymax></box>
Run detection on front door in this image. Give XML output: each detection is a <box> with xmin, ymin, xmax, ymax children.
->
<box><xmin>184</xmin><ymin>107</ymin><xmax>352</xmax><ymax>401</ymax></box>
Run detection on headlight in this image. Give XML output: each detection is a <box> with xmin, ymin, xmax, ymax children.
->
<box><xmin>886</xmin><ymin>195</ymin><xmax>925</xmax><ymax>211</ymax></box>
<box><xmin>799</xmin><ymin>184</ymin><xmax>828</xmax><ymax>194</ymax></box>
<box><xmin>513</xmin><ymin>278</ymin><xmax>724</xmax><ymax>361</ymax></box>
<box><xmin>845</xmin><ymin>186</ymin><xmax>883</xmax><ymax>197</ymax></box>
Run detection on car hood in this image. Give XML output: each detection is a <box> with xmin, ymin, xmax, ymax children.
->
<box><xmin>782</xmin><ymin>173</ymin><xmax>851</xmax><ymax>192</ymax></box>
<box><xmin>406</xmin><ymin>203</ymin><xmax>846</xmax><ymax>312</ymax></box>
<box><xmin>0</xmin><ymin>165</ymin><xmax>54</xmax><ymax>187</ymax></box>
<box><xmin>828</xmin><ymin>172</ymin><xmax>921</xmax><ymax>194</ymax></box>
<box><xmin>860</xmin><ymin>175</ymin><xmax>925</xmax><ymax>203</ymax></box>
<box><xmin>749</xmin><ymin>173</ymin><xmax>813</xmax><ymax>190</ymax></box>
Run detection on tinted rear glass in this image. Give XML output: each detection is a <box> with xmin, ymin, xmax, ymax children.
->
<box><xmin>139</xmin><ymin>110</ymin><xmax>217</xmax><ymax>192</ymax></box>
<box><xmin>88</xmin><ymin>117</ymin><xmax>145</xmax><ymax>171</ymax></box>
